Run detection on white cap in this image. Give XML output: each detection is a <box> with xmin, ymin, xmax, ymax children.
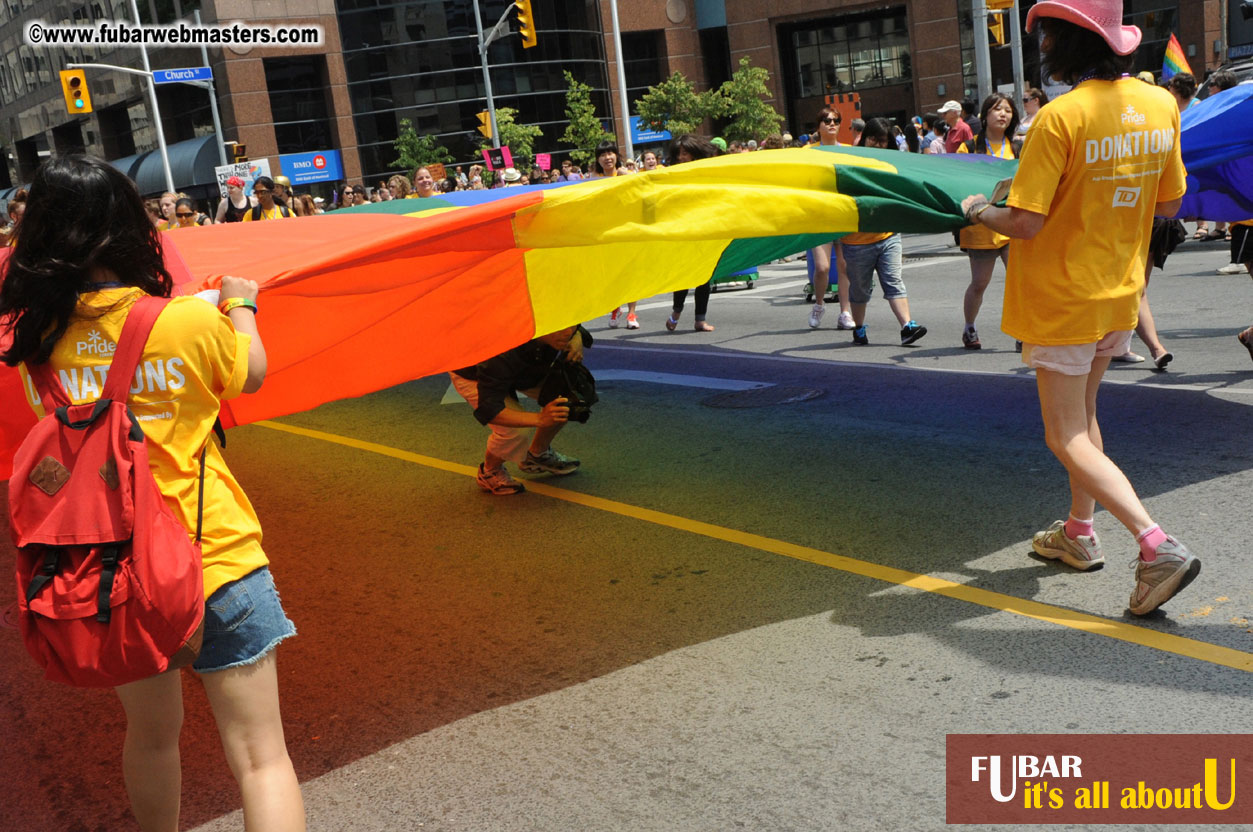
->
<box><xmin>938</xmin><ymin>100</ymin><xmax>963</xmax><ymax>114</ymax></box>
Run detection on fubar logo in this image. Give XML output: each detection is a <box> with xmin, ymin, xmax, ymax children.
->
<box><xmin>947</xmin><ymin>734</ymin><xmax>1252</xmax><ymax>824</ymax></box>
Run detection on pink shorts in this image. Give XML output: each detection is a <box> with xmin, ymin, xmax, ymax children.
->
<box><xmin>449</xmin><ymin>372</ymin><xmax>540</xmax><ymax>463</ymax></box>
<box><xmin>1021</xmin><ymin>330</ymin><xmax>1133</xmax><ymax>376</ymax></box>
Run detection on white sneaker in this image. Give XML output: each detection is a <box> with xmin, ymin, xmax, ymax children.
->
<box><xmin>836</xmin><ymin>311</ymin><xmax>856</xmax><ymax>330</ymax></box>
<box><xmin>1217</xmin><ymin>263</ymin><xmax>1245</xmax><ymax>275</ymax></box>
<box><xmin>808</xmin><ymin>303</ymin><xmax>825</xmax><ymax>328</ymax></box>
<box><xmin>608</xmin><ymin>307</ymin><xmax>622</xmax><ymax>328</ymax></box>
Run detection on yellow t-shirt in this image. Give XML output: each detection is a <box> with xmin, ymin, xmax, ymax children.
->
<box><xmin>840</xmin><ymin>231</ymin><xmax>892</xmax><ymax>246</ymax></box>
<box><xmin>241</xmin><ymin>204</ymin><xmax>290</xmax><ymax>221</ymax></box>
<box><xmin>19</xmin><ymin>289</ymin><xmax>267</xmax><ymax>597</ymax></box>
<box><xmin>957</xmin><ymin>138</ymin><xmax>1015</xmax><ymax>250</ymax></box>
<box><xmin>1003</xmin><ymin>78</ymin><xmax>1186</xmax><ymax>345</ymax></box>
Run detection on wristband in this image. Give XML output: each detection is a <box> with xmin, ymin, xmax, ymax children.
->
<box><xmin>964</xmin><ymin>199</ymin><xmax>990</xmax><ymax>223</ymax></box>
<box><xmin>219</xmin><ymin>297</ymin><xmax>258</xmax><ymax>315</ymax></box>
<box><xmin>974</xmin><ymin>202</ymin><xmax>993</xmax><ymax>221</ymax></box>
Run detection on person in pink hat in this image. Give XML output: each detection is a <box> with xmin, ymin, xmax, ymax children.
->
<box><xmin>961</xmin><ymin>0</ymin><xmax>1199</xmax><ymax>616</ymax></box>
<box><xmin>214</xmin><ymin>174</ymin><xmax>256</xmax><ymax>224</ymax></box>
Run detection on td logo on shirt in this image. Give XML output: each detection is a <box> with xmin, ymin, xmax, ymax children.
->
<box><xmin>1112</xmin><ymin>186</ymin><xmax>1141</xmax><ymax>208</ymax></box>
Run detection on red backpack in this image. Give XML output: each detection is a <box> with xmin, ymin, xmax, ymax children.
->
<box><xmin>9</xmin><ymin>295</ymin><xmax>205</xmax><ymax>687</ymax></box>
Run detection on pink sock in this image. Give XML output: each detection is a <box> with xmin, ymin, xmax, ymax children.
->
<box><xmin>1137</xmin><ymin>524</ymin><xmax>1169</xmax><ymax>561</ymax></box>
<box><xmin>1064</xmin><ymin>516</ymin><xmax>1094</xmax><ymax>539</ymax></box>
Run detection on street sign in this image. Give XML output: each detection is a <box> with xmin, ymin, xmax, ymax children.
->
<box><xmin>630</xmin><ymin>116</ymin><xmax>670</xmax><ymax>145</ymax></box>
<box><xmin>279</xmin><ymin>149</ymin><xmax>344</xmax><ymax>186</ymax></box>
<box><xmin>152</xmin><ymin>67</ymin><xmax>213</xmax><ymax>85</ymax></box>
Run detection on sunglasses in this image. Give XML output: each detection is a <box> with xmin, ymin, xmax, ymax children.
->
<box><xmin>253</xmin><ymin>188</ymin><xmax>271</xmax><ymax>194</ymax></box>
<box><xmin>175</xmin><ymin>212</ymin><xmax>195</xmax><ymax>218</ymax></box>
<box><xmin>821</xmin><ymin>117</ymin><xmax>840</xmax><ymax>125</ymax></box>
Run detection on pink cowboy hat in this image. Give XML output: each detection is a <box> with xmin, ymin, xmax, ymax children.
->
<box><xmin>1026</xmin><ymin>0</ymin><xmax>1141</xmax><ymax>56</ymax></box>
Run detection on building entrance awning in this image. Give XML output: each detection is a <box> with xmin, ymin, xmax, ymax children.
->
<box><xmin>109</xmin><ymin>134</ymin><xmax>224</xmax><ymax>196</ymax></box>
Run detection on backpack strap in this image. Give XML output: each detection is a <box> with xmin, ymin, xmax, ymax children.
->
<box><xmin>26</xmin><ymin>361</ymin><xmax>71</xmax><ymax>413</ymax></box>
<box><xmin>101</xmin><ymin>296</ymin><xmax>169</xmax><ymax>402</ymax></box>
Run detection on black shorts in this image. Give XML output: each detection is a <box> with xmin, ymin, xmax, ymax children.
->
<box><xmin>1232</xmin><ymin>224</ymin><xmax>1253</xmax><ymax>266</ymax></box>
<box><xmin>1147</xmin><ymin>218</ymin><xmax>1187</xmax><ymax>269</ymax></box>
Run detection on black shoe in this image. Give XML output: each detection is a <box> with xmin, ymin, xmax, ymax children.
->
<box><xmin>852</xmin><ymin>325</ymin><xmax>869</xmax><ymax>345</ymax></box>
<box><xmin>900</xmin><ymin>321</ymin><xmax>927</xmax><ymax>345</ymax></box>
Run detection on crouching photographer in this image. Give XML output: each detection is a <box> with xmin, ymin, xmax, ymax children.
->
<box><xmin>449</xmin><ymin>324</ymin><xmax>596</xmax><ymax>495</ymax></box>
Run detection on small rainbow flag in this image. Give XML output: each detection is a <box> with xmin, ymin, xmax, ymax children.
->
<box><xmin>1162</xmin><ymin>33</ymin><xmax>1192</xmax><ymax>81</ymax></box>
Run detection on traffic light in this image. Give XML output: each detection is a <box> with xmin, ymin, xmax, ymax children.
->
<box><xmin>514</xmin><ymin>0</ymin><xmax>537</xmax><ymax>49</ymax></box>
<box><xmin>231</xmin><ymin>143</ymin><xmax>248</xmax><ymax>163</ymax></box>
<box><xmin>476</xmin><ymin>111</ymin><xmax>493</xmax><ymax>139</ymax></box>
<box><xmin>59</xmin><ymin>69</ymin><xmax>92</xmax><ymax>115</ymax></box>
<box><xmin>989</xmin><ymin>12</ymin><xmax>1006</xmax><ymax>46</ymax></box>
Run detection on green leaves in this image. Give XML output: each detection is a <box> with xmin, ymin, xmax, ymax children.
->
<box><xmin>560</xmin><ymin>70</ymin><xmax>615</xmax><ymax>166</ymax></box>
<box><xmin>718</xmin><ymin>57</ymin><xmax>785</xmax><ymax>143</ymax></box>
<box><xmin>635</xmin><ymin>72</ymin><xmax>719</xmax><ymax>137</ymax></box>
<box><xmin>480</xmin><ymin>107</ymin><xmax>544</xmax><ymax>167</ymax></box>
<box><xmin>391</xmin><ymin>119</ymin><xmax>454</xmax><ymax>171</ymax></box>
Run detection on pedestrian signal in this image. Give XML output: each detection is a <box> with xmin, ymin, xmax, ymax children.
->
<box><xmin>476</xmin><ymin>111</ymin><xmax>493</xmax><ymax>138</ymax></box>
<box><xmin>989</xmin><ymin>13</ymin><xmax>1006</xmax><ymax>46</ymax></box>
<box><xmin>59</xmin><ymin>69</ymin><xmax>92</xmax><ymax>115</ymax></box>
<box><xmin>231</xmin><ymin>143</ymin><xmax>248</xmax><ymax>163</ymax></box>
<box><xmin>514</xmin><ymin>0</ymin><xmax>537</xmax><ymax>48</ymax></box>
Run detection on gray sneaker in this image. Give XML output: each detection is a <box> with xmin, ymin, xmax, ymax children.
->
<box><xmin>477</xmin><ymin>463</ymin><xmax>525</xmax><ymax>495</ymax></box>
<box><xmin>519</xmin><ymin>447</ymin><xmax>580</xmax><ymax>476</ymax></box>
<box><xmin>1129</xmin><ymin>538</ymin><xmax>1201</xmax><ymax>615</ymax></box>
<box><xmin>1032</xmin><ymin>520</ymin><xmax>1104</xmax><ymax>570</ymax></box>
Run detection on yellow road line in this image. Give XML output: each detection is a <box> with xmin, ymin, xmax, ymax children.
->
<box><xmin>257</xmin><ymin>419</ymin><xmax>1253</xmax><ymax>674</ymax></box>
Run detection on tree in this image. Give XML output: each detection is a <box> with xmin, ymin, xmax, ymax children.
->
<box><xmin>391</xmin><ymin>118</ymin><xmax>454</xmax><ymax>171</ymax></box>
<box><xmin>560</xmin><ymin>70</ymin><xmax>614</xmax><ymax>166</ymax></box>
<box><xmin>478</xmin><ymin>107</ymin><xmax>544</xmax><ymax>167</ymax></box>
<box><xmin>717</xmin><ymin>56</ymin><xmax>785</xmax><ymax>143</ymax></box>
<box><xmin>635</xmin><ymin>72</ymin><xmax>719</xmax><ymax>137</ymax></box>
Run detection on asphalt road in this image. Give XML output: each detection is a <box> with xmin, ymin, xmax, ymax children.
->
<box><xmin>1</xmin><ymin>234</ymin><xmax>1250</xmax><ymax>832</ymax></box>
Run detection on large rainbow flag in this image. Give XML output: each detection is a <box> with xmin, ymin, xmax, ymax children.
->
<box><xmin>1161</xmin><ymin>33</ymin><xmax>1191</xmax><ymax>81</ymax></box>
<box><xmin>0</xmin><ymin>146</ymin><xmax>1011</xmax><ymax>479</ymax></box>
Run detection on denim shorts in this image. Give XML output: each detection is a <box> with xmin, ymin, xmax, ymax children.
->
<box><xmin>842</xmin><ymin>234</ymin><xmax>907</xmax><ymax>303</ymax></box>
<box><xmin>193</xmin><ymin>566</ymin><xmax>297</xmax><ymax>673</ymax></box>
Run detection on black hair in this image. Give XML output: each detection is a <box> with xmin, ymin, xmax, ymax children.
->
<box><xmin>668</xmin><ymin>133</ymin><xmax>720</xmax><ymax>165</ymax></box>
<box><xmin>0</xmin><ymin>155</ymin><xmax>173</xmax><ymax>366</ymax></box>
<box><xmin>1167</xmin><ymin>73</ymin><xmax>1197</xmax><ymax>100</ymax></box>
<box><xmin>857</xmin><ymin>117</ymin><xmax>918</xmax><ymax>153</ymax></box>
<box><xmin>253</xmin><ymin>175</ymin><xmax>275</xmax><ymax>191</ymax></box>
<box><xmin>923</xmin><ymin>112</ymin><xmax>941</xmax><ymax>131</ymax></box>
<box><xmin>1207</xmin><ymin>70</ymin><xmax>1238</xmax><ymax>92</ymax></box>
<box><xmin>174</xmin><ymin>197</ymin><xmax>196</xmax><ymax>213</ymax></box>
<box><xmin>1037</xmin><ymin>18</ymin><xmax>1134</xmax><ymax>86</ymax></box>
<box><xmin>962</xmin><ymin>99</ymin><xmax>978</xmax><ymax>116</ymax></box>
<box><xmin>974</xmin><ymin>92</ymin><xmax>1021</xmax><ymax>154</ymax></box>
<box><xmin>593</xmin><ymin>141</ymin><xmax>620</xmax><ymax>175</ymax></box>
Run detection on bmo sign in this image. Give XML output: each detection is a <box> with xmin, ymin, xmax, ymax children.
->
<box><xmin>279</xmin><ymin>149</ymin><xmax>344</xmax><ymax>186</ymax></box>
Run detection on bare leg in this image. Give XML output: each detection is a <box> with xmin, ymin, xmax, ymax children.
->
<box><xmin>115</xmin><ymin>671</ymin><xmax>185</xmax><ymax>832</ymax></box>
<box><xmin>963</xmin><ymin>249</ymin><xmax>1004</xmax><ymax>326</ymax></box>
<box><xmin>1135</xmin><ymin>260</ymin><xmax>1168</xmax><ymax>360</ymax></box>
<box><xmin>530</xmin><ymin>421</ymin><xmax>566</xmax><ymax>455</ymax></box>
<box><xmin>809</xmin><ymin>243</ymin><xmax>831</xmax><ymax>305</ymax></box>
<box><xmin>834</xmin><ymin>247</ymin><xmax>852</xmax><ymax>317</ymax></box>
<box><xmin>886</xmin><ymin>297</ymin><xmax>912</xmax><ymax>327</ymax></box>
<box><xmin>851</xmin><ymin>302</ymin><xmax>868</xmax><ymax>326</ymax></box>
<box><xmin>1036</xmin><ymin>362</ymin><xmax>1154</xmax><ymax>536</ymax></box>
<box><xmin>200</xmin><ymin>653</ymin><xmax>305</xmax><ymax>832</ymax></box>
